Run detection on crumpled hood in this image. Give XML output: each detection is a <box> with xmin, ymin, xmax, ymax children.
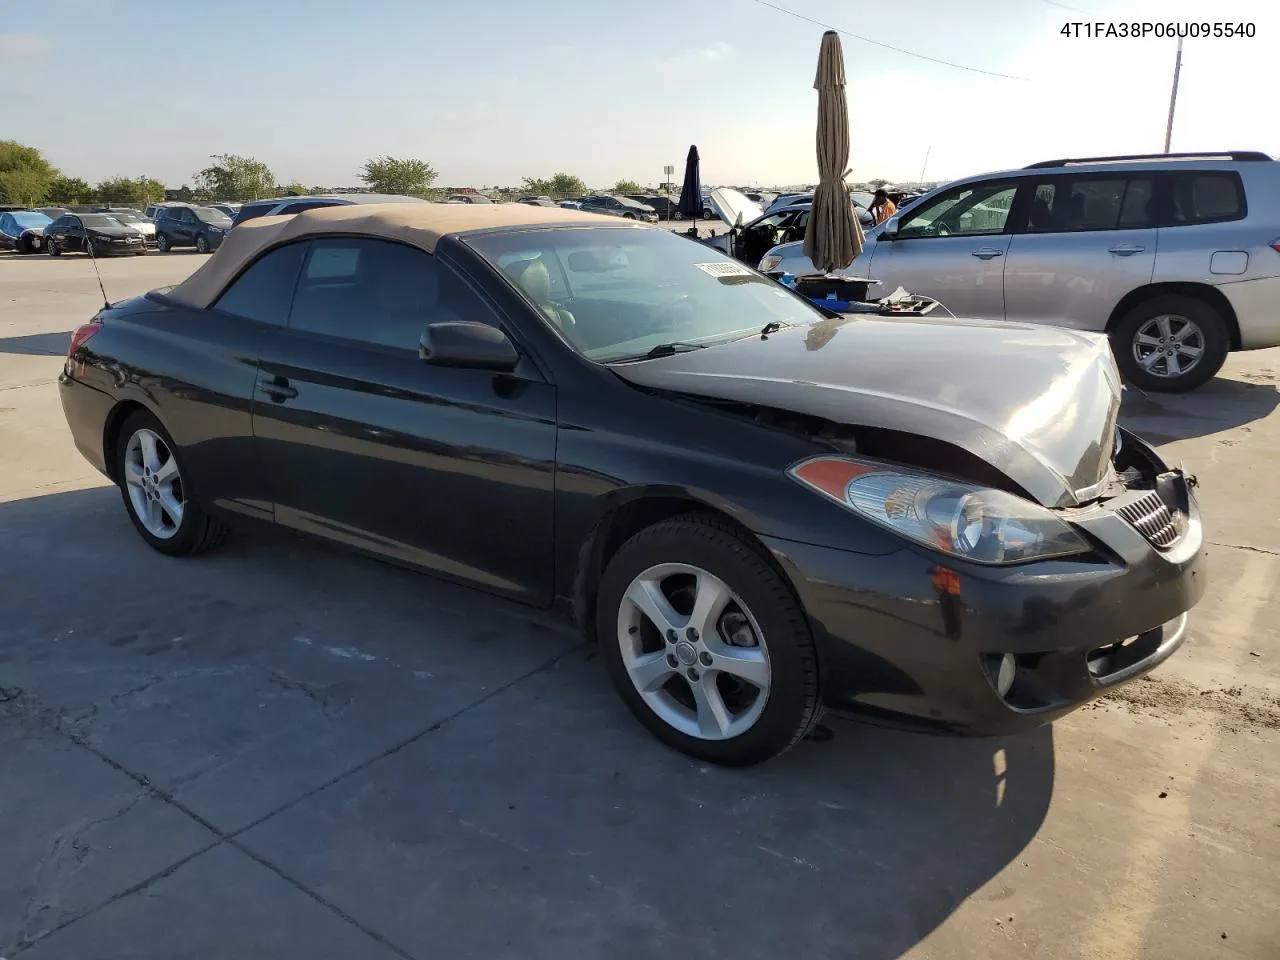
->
<box><xmin>611</xmin><ymin>315</ymin><xmax>1124</xmax><ymax>507</ymax></box>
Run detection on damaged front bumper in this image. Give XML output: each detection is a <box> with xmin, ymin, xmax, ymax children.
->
<box><xmin>761</xmin><ymin>429</ymin><xmax>1208</xmax><ymax>735</ymax></box>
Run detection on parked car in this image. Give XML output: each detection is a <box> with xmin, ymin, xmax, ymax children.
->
<box><xmin>231</xmin><ymin>193</ymin><xmax>430</xmax><ymax>227</ymax></box>
<box><xmin>34</xmin><ymin>206</ymin><xmax>69</xmax><ymax>220</ymax></box>
<box><xmin>757</xmin><ymin>151</ymin><xmax>1280</xmax><ymax>392</ymax></box>
<box><xmin>519</xmin><ymin>197</ymin><xmax>560</xmax><ymax>207</ymax></box>
<box><xmin>44</xmin><ymin>213</ymin><xmax>147</xmax><ymax>256</ymax></box>
<box><xmin>58</xmin><ymin>203</ymin><xmax>1205</xmax><ymax>766</ymax></box>
<box><xmin>447</xmin><ymin>194</ymin><xmax>493</xmax><ymax>204</ymax></box>
<box><xmin>703</xmin><ymin>189</ymin><xmax>875</xmax><ymax>266</ymax></box>
<box><xmin>0</xmin><ymin>210</ymin><xmax>53</xmax><ymax>253</ymax></box>
<box><xmin>206</xmin><ymin>202</ymin><xmax>242</xmax><ymax>218</ymax></box>
<box><xmin>101</xmin><ymin>210</ymin><xmax>157</xmax><ymax>246</ymax></box>
<box><xmin>145</xmin><ymin>202</ymin><xmax>194</xmax><ymax>220</ymax></box>
<box><xmin>628</xmin><ymin>194</ymin><xmax>680</xmax><ymax>219</ymax></box>
<box><xmin>575</xmin><ymin>195</ymin><xmax>659</xmax><ymax>222</ymax></box>
<box><xmin>155</xmin><ymin>205</ymin><xmax>233</xmax><ymax>253</ymax></box>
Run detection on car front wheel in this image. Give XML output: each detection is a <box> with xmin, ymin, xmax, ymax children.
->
<box><xmin>596</xmin><ymin>514</ymin><xmax>820</xmax><ymax>766</ymax></box>
<box><xmin>47</xmin><ymin>238</ymin><xmax>61</xmax><ymax>256</ymax></box>
<box><xmin>196</xmin><ymin>234</ymin><xmax>210</xmax><ymax>253</ymax></box>
<box><xmin>1111</xmin><ymin>294</ymin><xmax>1229</xmax><ymax>393</ymax></box>
<box><xmin>115</xmin><ymin>410</ymin><xmax>228</xmax><ymax>556</ymax></box>
<box><xmin>155</xmin><ymin>233</ymin><xmax>170</xmax><ymax>252</ymax></box>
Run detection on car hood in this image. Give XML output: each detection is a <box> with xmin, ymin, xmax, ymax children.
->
<box><xmin>610</xmin><ymin>316</ymin><xmax>1123</xmax><ymax>508</ymax></box>
<box><xmin>89</xmin><ymin>225</ymin><xmax>145</xmax><ymax>238</ymax></box>
<box><xmin>709</xmin><ymin>187</ymin><xmax>764</xmax><ymax>227</ymax></box>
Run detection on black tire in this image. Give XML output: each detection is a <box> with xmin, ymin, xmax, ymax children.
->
<box><xmin>1111</xmin><ymin>294</ymin><xmax>1229</xmax><ymax>393</ymax></box>
<box><xmin>155</xmin><ymin>232</ymin><xmax>170</xmax><ymax>252</ymax></box>
<box><xmin>702</xmin><ymin>206</ymin><xmax>714</xmax><ymax>219</ymax></box>
<box><xmin>596</xmin><ymin>513</ymin><xmax>820</xmax><ymax>766</ymax></box>
<box><xmin>114</xmin><ymin>409</ymin><xmax>229</xmax><ymax>557</ymax></box>
<box><xmin>47</xmin><ymin>238</ymin><xmax>61</xmax><ymax>256</ymax></box>
<box><xmin>196</xmin><ymin>234</ymin><xmax>209</xmax><ymax>254</ymax></box>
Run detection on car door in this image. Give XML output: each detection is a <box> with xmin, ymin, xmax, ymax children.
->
<box><xmin>158</xmin><ymin>239</ymin><xmax>306</xmax><ymax>519</ymax></box>
<box><xmin>250</xmin><ymin>236</ymin><xmax>558</xmax><ymax>604</ymax></box>
<box><xmin>1003</xmin><ymin>173</ymin><xmax>1158</xmax><ymax>331</ymax></box>
<box><xmin>866</xmin><ymin>178</ymin><xmax>1020</xmax><ymax>320</ymax></box>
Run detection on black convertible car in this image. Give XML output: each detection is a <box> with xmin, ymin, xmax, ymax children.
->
<box><xmin>58</xmin><ymin>204</ymin><xmax>1206</xmax><ymax>765</ymax></box>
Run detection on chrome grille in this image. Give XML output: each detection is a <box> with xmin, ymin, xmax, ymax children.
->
<box><xmin>1116</xmin><ymin>491</ymin><xmax>1180</xmax><ymax>547</ymax></box>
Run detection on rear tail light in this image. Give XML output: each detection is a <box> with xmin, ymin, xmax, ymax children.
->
<box><xmin>68</xmin><ymin>319</ymin><xmax>103</xmax><ymax>357</ymax></box>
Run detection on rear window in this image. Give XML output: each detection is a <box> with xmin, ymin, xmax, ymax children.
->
<box><xmin>1167</xmin><ymin>172</ymin><xmax>1245</xmax><ymax>225</ymax></box>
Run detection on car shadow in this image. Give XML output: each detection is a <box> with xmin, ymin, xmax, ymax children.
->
<box><xmin>1120</xmin><ymin>375</ymin><xmax>1279</xmax><ymax>444</ymax></box>
<box><xmin>0</xmin><ymin>486</ymin><xmax>1055</xmax><ymax>957</ymax></box>
<box><xmin>0</xmin><ymin>331</ymin><xmax>74</xmax><ymax>357</ymax></box>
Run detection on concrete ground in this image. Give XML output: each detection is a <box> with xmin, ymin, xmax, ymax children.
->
<box><xmin>0</xmin><ymin>252</ymin><xmax>1276</xmax><ymax>960</ymax></box>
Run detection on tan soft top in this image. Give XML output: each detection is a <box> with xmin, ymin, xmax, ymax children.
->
<box><xmin>166</xmin><ymin>201</ymin><xmax>629</xmax><ymax>309</ymax></box>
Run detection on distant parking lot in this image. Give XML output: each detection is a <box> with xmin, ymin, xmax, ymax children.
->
<box><xmin>1</xmin><ymin>252</ymin><xmax>1278</xmax><ymax>959</ymax></box>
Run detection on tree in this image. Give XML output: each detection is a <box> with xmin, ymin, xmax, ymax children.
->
<box><xmin>522</xmin><ymin>173</ymin><xmax>586</xmax><ymax>199</ymax></box>
<box><xmin>44</xmin><ymin>175</ymin><xmax>92</xmax><ymax>205</ymax></box>
<box><xmin>93</xmin><ymin>176</ymin><xmax>166</xmax><ymax>207</ymax></box>
<box><xmin>0</xmin><ymin>140</ymin><xmax>57</xmax><ymax>206</ymax></box>
<box><xmin>868</xmin><ymin>178</ymin><xmax>889</xmax><ymax>190</ymax></box>
<box><xmin>280</xmin><ymin>182</ymin><xmax>309</xmax><ymax>196</ymax></box>
<box><xmin>359</xmin><ymin>156</ymin><xmax>437</xmax><ymax>197</ymax></box>
<box><xmin>614</xmin><ymin>179</ymin><xmax>642</xmax><ymax>194</ymax></box>
<box><xmin>194</xmin><ymin>154</ymin><xmax>276</xmax><ymax>201</ymax></box>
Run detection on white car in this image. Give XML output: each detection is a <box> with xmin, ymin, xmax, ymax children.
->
<box><xmin>757</xmin><ymin>151</ymin><xmax>1280</xmax><ymax>393</ymax></box>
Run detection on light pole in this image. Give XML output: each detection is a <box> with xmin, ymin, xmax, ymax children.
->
<box><xmin>1163</xmin><ymin>37</ymin><xmax>1183</xmax><ymax>154</ymax></box>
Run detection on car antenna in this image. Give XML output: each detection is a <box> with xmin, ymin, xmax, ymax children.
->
<box><xmin>79</xmin><ymin>212</ymin><xmax>112</xmax><ymax>310</ymax></box>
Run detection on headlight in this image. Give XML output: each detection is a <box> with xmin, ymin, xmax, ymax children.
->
<box><xmin>759</xmin><ymin>254</ymin><xmax>782</xmax><ymax>272</ymax></box>
<box><xmin>788</xmin><ymin>456</ymin><xmax>1091</xmax><ymax>565</ymax></box>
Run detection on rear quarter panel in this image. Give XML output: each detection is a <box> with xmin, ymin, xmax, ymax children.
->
<box><xmin>76</xmin><ymin>295</ymin><xmax>275</xmax><ymax>516</ymax></box>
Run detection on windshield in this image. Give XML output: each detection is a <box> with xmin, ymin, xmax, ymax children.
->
<box><xmin>78</xmin><ymin>214</ymin><xmax>125</xmax><ymax>228</ymax></box>
<box><xmin>11</xmin><ymin>212</ymin><xmax>53</xmax><ymax>229</ymax></box>
<box><xmin>467</xmin><ymin>227</ymin><xmax>827</xmax><ymax>363</ymax></box>
<box><xmin>110</xmin><ymin>212</ymin><xmax>145</xmax><ymax>223</ymax></box>
<box><xmin>194</xmin><ymin>207</ymin><xmax>233</xmax><ymax>226</ymax></box>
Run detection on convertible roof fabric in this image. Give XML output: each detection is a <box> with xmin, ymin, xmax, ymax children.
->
<box><xmin>166</xmin><ymin>201</ymin><xmax>626</xmax><ymax>308</ymax></box>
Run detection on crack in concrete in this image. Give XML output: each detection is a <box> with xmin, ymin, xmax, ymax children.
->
<box><xmin>19</xmin><ymin>791</ymin><xmax>150</xmax><ymax>945</ymax></box>
<box><xmin>8</xmin><ymin>641</ymin><xmax>586</xmax><ymax>960</ymax></box>
<box><xmin>1209</xmin><ymin>541</ymin><xmax>1280</xmax><ymax>557</ymax></box>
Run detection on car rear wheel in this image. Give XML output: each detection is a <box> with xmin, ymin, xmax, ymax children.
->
<box><xmin>1112</xmin><ymin>295</ymin><xmax>1229</xmax><ymax>393</ymax></box>
<box><xmin>596</xmin><ymin>513</ymin><xmax>820</xmax><ymax>766</ymax></box>
<box><xmin>702</xmin><ymin>206</ymin><xmax>714</xmax><ymax>219</ymax></box>
<box><xmin>115</xmin><ymin>410</ymin><xmax>228</xmax><ymax>556</ymax></box>
<box><xmin>196</xmin><ymin>234</ymin><xmax>210</xmax><ymax>254</ymax></box>
<box><xmin>155</xmin><ymin>233</ymin><xmax>170</xmax><ymax>252</ymax></box>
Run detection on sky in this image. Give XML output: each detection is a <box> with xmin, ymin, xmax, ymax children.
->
<box><xmin>2</xmin><ymin>0</ymin><xmax>1277</xmax><ymax>190</ymax></box>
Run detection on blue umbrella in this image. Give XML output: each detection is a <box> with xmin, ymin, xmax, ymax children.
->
<box><xmin>677</xmin><ymin>145</ymin><xmax>702</xmax><ymax>221</ymax></box>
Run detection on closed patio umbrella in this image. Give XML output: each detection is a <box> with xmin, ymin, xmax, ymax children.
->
<box><xmin>803</xmin><ymin>31</ymin><xmax>863</xmax><ymax>274</ymax></box>
<box><xmin>677</xmin><ymin>145</ymin><xmax>702</xmax><ymax>222</ymax></box>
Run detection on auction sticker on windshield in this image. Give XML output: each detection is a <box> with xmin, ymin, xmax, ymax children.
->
<box><xmin>693</xmin><ymin>261</ymin><xmax>755</xmax><ymax>278</ymax></box>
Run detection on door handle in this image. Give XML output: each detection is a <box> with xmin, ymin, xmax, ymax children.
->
<box><xmin>971</xmin><ymin>248</ymin><xmax>1004</xmax><ymax>260</ymax></box>
<box><xmin>258</xmin><ymin>377</ymin><xmax>297</xmax><ymax>402</ymax></box>
<box><xmin>1108</xmin><ymin>244</ymin><xmax>1146</xmax><ymax>256</ymax></box>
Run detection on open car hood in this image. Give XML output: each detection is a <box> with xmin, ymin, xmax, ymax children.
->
<box><xmin>611</xmin><ymin>316</ymin><xmax>1124</xmax><ymax>508</ymax></box>
<box><xmin>709</xmin><ymin>187</ymin><xmax>764</xmax><ymax>227</ymax></box>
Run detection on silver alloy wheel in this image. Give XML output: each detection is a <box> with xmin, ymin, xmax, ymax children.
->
<box><xmin>616</xmin><ymin>562</ymin><xmax>771</xmax><ymax>741</ymax></box>
<box><xmin>1133</xmin><ymin>313</ymin><xmax>1205</xmax><ymax>379</ymax></box>
<box><xmin>123</xmin><ymin>428</ymin><xmax>184</xmax><ymax>540</ymax></box>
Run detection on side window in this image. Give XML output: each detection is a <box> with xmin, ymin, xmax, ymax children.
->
<box><xmin>1167</xmin><ymin>172</ymin><xmax>1245</xmax><ymax>225</ymax></box>
<box><xmin>897</xmin><ymin>181</ymin><xmax>1018</xmax><ymax>239</ymax></box>
<box><xmin>1024</xmin><ymin>177</ymin><xmax>1156</xmax><ymax>233</ymax></box>
<box><xmin>211</xmin><ymin>242</ymin><xmax>308</xmax><ymax>326</ymax></box>
<box><xmin>0</xmin><ymin>215</ymin><xmax>12</xmax><ymax>233</ymax></box>
<box><xmin>288</xmin><ymin>237</ymin><xmax>494</xmax><ymax>351</ymax></box>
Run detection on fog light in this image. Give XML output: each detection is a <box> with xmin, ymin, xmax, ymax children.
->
<box><xmin>995</xmin><ymin>653</ymin><xmax>1016</xmax><ymax>697</ymax></box>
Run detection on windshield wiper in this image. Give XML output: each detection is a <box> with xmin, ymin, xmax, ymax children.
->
<box><xmin>612</xmin><ymin>342</ymin><xmax>708</xmax><ymax>363</ymax></box>
<box><xmin>760</xmin><ymin>321</ymin><xmax>783</xmax><ymax>337</ymax></box>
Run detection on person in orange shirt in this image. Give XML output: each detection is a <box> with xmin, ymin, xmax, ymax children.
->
<box><xmin>870</xmin><ymin>188</ymin><xmax>897</xmax><ymax>225</ymax></box>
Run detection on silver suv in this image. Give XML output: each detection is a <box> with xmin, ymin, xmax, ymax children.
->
<box><xmin>759</xmin><ymin>152</ymin><xmax>1280</xmax><ymax>392</ymax></box>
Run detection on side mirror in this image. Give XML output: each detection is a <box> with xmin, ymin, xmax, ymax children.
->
<box><xmin>879</xmin><ymin>217</ymin><xmax>900</xmax><ymax>240</ymax></box>
<box><xmin>419</xmin><ymin>321</ymin><xmax>519</xmax><ymax>371</ymax></box>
